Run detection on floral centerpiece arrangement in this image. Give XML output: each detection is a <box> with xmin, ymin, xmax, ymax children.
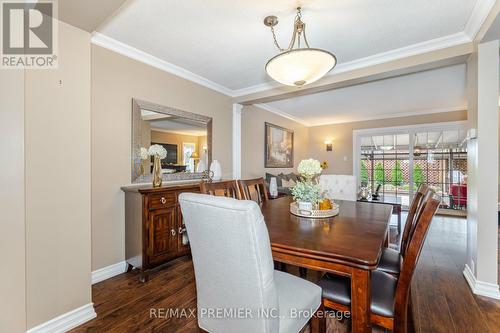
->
<box><xmin>291</xmin><ymin>159</ymin><xmax>323</xmax><ymax>210</ymax></box>
<box><xmin>290</xmin><ymin>159</ymin><xmax>337</xmax><ymax>217</ymax></box>
<box><xmin>140</xmin><ymin>144</ymin><xmax>167</xmax><ymax>188</ymax></box>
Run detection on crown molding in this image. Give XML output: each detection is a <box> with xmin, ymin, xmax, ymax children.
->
<box><xmin>231</xmin><ymin>81</ymin><xmax>281</xmax><ymax>97</ymax></box>
<box><xmin>332</xmin><ymin>32</ymin><xmax>471</xmax><ymax>75</ymax></box>
<box><xmin>306</xmin><ymin>106</ymin><xmax>467</xmax><ymax>127</ymax></box>
<box><xmin>92</xmin><ymin>0</ymin><xmax>495</xmax><ymax>99</ymax></box>
<box><xmin>464</xmin><ymin>0</ymin><xmax>497</xmax><ymax>40</ymax></box>
<box><xmin>91</xmin><ymin>32</ymin><xmax>235</xmax><ymax>97</ymax></box>
<box><xmin>233</xmin><ymin>32</ymin><xmax>472</xmax><ymax>97</ymax></box>
<box><xmin>92</xmin><ymin>30</ymin><xmax>473</xmax><ymax>100</ymax></box>
<box><xmin>253</xmin><ymin>104</ymin><xmax>311</xmax><ymax>126</ymax></box>
<box><xmin>256</xmin><ymin>105</ymin><xmax>466</xmax><ymax>128</ymax></box>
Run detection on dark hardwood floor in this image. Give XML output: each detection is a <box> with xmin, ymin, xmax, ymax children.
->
<box><xmin>71</xmin><ymin>215</ymin><xmax>500</xmax><ymax>333</ymax></box>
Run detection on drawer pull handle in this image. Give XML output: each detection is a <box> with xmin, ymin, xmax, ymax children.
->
<box><xmin>171</xmin><ymin>229</ymin><xmax>176</xmax><ymax>236</ymax></box>
<box><xmin>160</xmin><ymin>197</ymin><xmax>166</xmax><ymax>204</ymax></box>
<box><xmin>179</xmin><ymin>227</ymin><xmax>186</xmax><ymax>234</ymax></box>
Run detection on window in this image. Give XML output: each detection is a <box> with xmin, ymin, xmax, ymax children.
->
<box><xmin>182</xmin><ymin>143</ymin><xmax>196</xmax><ymax>172</ymax></box>
<box><xmin>355</xmin><ymin>123</ymin><xmax>467</xmax><ymax>212</ymax></box>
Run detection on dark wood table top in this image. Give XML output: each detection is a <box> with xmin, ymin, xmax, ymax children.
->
<box><xmin>261</xmin><ymin>197</ymin><xmax>393</xmax><ymax>269</ymax></box>
<box><xmin>358</xmin><ymin>195</ymin><xmax>402</xmax><ymax>206</ymax></box>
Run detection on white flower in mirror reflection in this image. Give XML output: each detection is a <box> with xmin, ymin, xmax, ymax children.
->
<box><xmin>140</xmin><ymin>147</ymin><xmax>149</xmax><ymax>160</ymax></box>
<box><xmin>148</xmin><ymin>144</ymin><xmax>167</xmax><ymax>160</ymax></box>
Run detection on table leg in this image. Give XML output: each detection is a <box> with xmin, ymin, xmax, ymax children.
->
<box><xmin>351</xmin><ymin>269</ymin><xmax>371</xmax><ymax>333</ymax></box>
<box><xmin>311</xmin><ymin>302</ymin><xmax>326</xmax><ymax>333</ymax></box>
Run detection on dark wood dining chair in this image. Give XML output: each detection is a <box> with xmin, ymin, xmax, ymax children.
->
<box><xmin>200</xmin><ymin>180</ymin><xmax>242</xmax><ymax>199</ymax></box>
<box><xmin>317</xmin><ymin>193</ymin><xmax>441</xmax><ymax>333</ymax></box>
<box><xmin>377</xmin><ymin>184</ymin><xmax>430</xmax><ymax>275</ymax></box>
<box><xmin>238</xmin><ymin>177</ymin><xmax>269</xmax><ymax>204</ymax></box>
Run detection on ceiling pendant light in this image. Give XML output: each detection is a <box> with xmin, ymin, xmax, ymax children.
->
<box><xmin>263</xmin><ymin>7</ymin><xmax>337</xmax><ymax>87</ymax></box>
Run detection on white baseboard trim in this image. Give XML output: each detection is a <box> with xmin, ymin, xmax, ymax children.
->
<box><xmin>463</xmin><ymin>264</ymin><xmax>500</xmax><ymax>300</ymax></box>
<box><xmin>26</xmin><ymin>303</ymin><xmax>96</xmax><ymax>333</ymax></box>
<box><xmin>91</xmin><ymin>261</ymin><xmax>127</xmax><ymax>284</ymax></box>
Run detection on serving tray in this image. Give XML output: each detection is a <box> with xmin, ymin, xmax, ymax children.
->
<box><xmin>290</xmin><ymin>202</ymin><xmax>339</xmax><ymax>218</ymax></box>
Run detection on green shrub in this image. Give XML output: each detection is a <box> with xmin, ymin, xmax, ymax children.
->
<box><xmin>414</xmin><ymin>164</ymin><xmax>424</xmax><ymax>187</ymax></box>
<box><xmin>391</xmin><ymin>161</ymin><xmax>404</xmax><ymax>186</ymax></box>
<box><xmin>360</xmin><ymin>161</ymin><xmax>369</xmax><ymax>186</ymax></box>
<box><xmin>374</xmin><ymin>162</ymin><xmax>385</xmax><ymax>185</ymax></box>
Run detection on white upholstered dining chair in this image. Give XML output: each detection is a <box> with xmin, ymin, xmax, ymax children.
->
<box><xmin>319</xmin><ymin>174</ymin><xmax>358</xmax><ymax>201</ymax></box>
<box><xmin>179</xmin><ymin>193</ymin><xmax>321</xmax><ymax>333</ymax></box>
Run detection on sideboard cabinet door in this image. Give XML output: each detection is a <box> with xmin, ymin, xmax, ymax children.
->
<box><xmin>147</xmin><ymin>206</ymin><xmax>178</xmax><ymax>265</ymax></box>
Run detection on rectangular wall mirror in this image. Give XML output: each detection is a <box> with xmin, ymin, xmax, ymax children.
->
<box><xmin>131</xmin><ymin>99</ymin><xmax>212</xmax><ymax>183</ymax></box>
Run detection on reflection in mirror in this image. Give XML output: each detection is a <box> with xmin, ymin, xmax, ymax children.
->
<box><xmin>141</xmin><ymin>110</ymin><xmax>208</xmax><ymax>174</ymax></box>
<box><xmin>132</xmin><ymin>99</ymin><xmax>212</xmax><ymax>183</ymax></box>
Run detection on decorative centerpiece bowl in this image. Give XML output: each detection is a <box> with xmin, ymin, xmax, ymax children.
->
<box><xmin>290</xmin><ymin>158</ymin><xmax>339</xmax><ymax>219</ymax></box>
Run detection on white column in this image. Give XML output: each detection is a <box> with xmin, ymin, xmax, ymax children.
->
<box><xmin>232</xmin><ymin>103</ymin><xmax>243</xmax><ymax>179</ymax></box>
<box><xmin>464</xmin><ymin>40</ymin><xmax>500</xmax><ymax>299</ymax></box>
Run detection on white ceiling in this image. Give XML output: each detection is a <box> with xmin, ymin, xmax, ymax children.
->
<box><xmin>149</xmin><ymin>117</ymin><xmax>207</xmax><ymax>137</ymax></box>
<box><xmin>266</xmin><ymin>64</ymin><xmax>467</xmax><ymax>126</ymax></box>
<box><xmin>98</xmin><ymin>0</ymin><xmax>478</xmax><ymax>91</ymax></box>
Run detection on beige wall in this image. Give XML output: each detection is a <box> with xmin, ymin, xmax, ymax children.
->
<box><xmin>91</xmin><ymin>45</ymin><xmax>233</xmax><ymax>271</ymax></box>
<box><xmin>0</xmin><ymin>69</ymin><xmax>26</xmax><ymax>332</ymax></box>
<box><xmin>151</xmin><ymin>130</ymin><xmax>204</xmax><ymax>165</ymax></box>
<box><xmin>241</xmin><ymin>105</ymin><xmax>309</xmax><ymax>178</ymax></box>
<box><xmin>308</xmin><ymin>110</ymin><xmax>468</xmax><ymax>175</ymax></box>
<box><xmin>24</xmin><ymin>22</ymin><xmax>92</xmax><ymax>328</ymax></box>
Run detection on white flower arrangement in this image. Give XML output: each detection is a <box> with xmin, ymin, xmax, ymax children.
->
<box><xmin>148</xmin><ymin>144</ymin><xmax>167</xmax><ymax>160</ymax></box>
<box><xmin>291</xmin><ymin>158</ymin><xmax>323</xmax><ymax>205</ymax></box>
<box><xmin>291</xmin><ymin>181</ymin><xmax>322</xmax><ymax>204</ymax></box>
<box><xmin>297</xmin><ymin>158</ymin><xmax>322</xmax><ymax>178</ymax></box>
<box><xmin>140</xmin><ymin>147</ymin><xmax>149</xmax><ymax>160</ymax></box>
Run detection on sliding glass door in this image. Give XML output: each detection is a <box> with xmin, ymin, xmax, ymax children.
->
<box><xmin>355</xmin><ymin>123</ymin><xmax>467</xmax><ymax>213</ymax></box>
<box><xmin>360</xmin><ymin>134</ymin><xmax>411</xmax><ymax>208</ymax></box>
<box><xmin>413</xmin><ymin>130</ymin><xmax>468</xmax><ymax>211</ymax></box>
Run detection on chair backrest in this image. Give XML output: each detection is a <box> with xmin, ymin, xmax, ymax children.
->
<box><xmin>404</xmin><ymin>188</ymin><xmax>435</xmax><ymax>256</ymax></box>
<box><xmin>399</xmin><ymin>184</ymin><xmax>429</xmax><ymax>256</ymax></box>
<box><xmin>238</xmin><ymin>177</ymin><xmax>269</xmax><ymax>204</ymax></box>
<box><xmin>200</xmin><ymin>180</ymin><xmax>242</xmax><ymax>199</ymax></box>
<box><xmin>178</xmin><ymin>193</ymin><xmax>279</xmax><ymax>333</ymax></box>
<box><xmin>318</xmin><ymin>175</ymin><xmax>358</xmax><ymax>201</ymax></box>
<box><xmin>394</xmin><ymin>193</ymin><xmax>440</xmax><ymax>332</ymax></box>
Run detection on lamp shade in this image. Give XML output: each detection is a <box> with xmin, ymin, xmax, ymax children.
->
<box><xmin>265</xmin><ymin>48</ymin><xmax>337</xmax><ymax>87</ymax></box>
<box><xmin>190</xmin><ymin>152</ymin><xmax>199</xmax><ymax>159</ymax></box>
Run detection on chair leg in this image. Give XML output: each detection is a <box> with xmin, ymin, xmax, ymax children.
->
<box><xmin>299</xmin><ymin>267</ymin><xmax>307</xmax><ymax>278</ymax></box>
<box><xmin>311</xmin><ymin>302</ymin><xmax>326</xmax><ymax>333</ymax></box>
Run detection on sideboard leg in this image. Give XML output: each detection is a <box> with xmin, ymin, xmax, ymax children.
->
<box><xmin>139</xmin><ymin>271</ymin><xmax>149</xmax><ymax>283</ymax></box>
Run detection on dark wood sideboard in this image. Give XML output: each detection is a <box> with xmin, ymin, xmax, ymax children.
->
<box><xmin>122</xmin><ymin>182</ymin><xmax>201</xmax><ymax>282</ymax></box>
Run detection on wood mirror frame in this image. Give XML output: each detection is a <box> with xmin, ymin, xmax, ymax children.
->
<box><xmin>131</xmin><ymin>98</ymin><xmax>212</xmax><ymax>183</ymax></box>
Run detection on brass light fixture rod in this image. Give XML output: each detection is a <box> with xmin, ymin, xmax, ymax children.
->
<box><xmin>264</xmin><ymin>7</ymin><xmax>310</xmax><ymax>53</ymax></box>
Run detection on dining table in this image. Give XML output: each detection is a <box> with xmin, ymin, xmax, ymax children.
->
<box><xmin>261</xmin><ymin>196</ymin><xmax>393</xmax><ymax>333</ymax></box>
